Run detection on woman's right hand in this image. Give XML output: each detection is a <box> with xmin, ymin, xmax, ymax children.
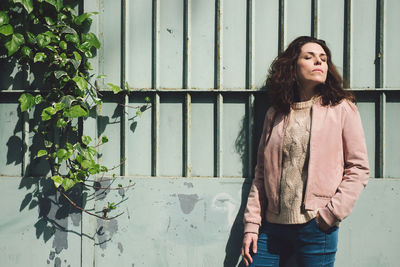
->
<box><xmin>241</xmin><ymin>232</ymin><xmax>258</xmax><ymax>266</ymax></box>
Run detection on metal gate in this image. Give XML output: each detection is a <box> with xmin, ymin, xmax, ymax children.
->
<box><xmin>1</xmin><ymin>0</ymin><xmax>400</xmax><ymax>266</ymax></box>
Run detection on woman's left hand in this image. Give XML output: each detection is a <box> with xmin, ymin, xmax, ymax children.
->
<box><xmin>316</xmin><ymin>212</ymin><xmax>331</xmax><ymax>231</ymax></box>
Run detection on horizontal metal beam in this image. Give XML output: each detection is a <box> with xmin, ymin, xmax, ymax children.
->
<box><xmin>3</xmin><ymin>88</ymin><xmax>400</xmax><ymax>94</ymax></box>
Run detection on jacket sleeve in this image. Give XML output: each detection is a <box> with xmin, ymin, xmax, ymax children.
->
<box><xmin>318</xmin><ymin>101</ymin><xmax>370</xmax><ymax>226</ymax></box>
<box><xmin>243</xmin><ymin>107</ymin><xmax>274</xmax><ymax>234</ymax></box>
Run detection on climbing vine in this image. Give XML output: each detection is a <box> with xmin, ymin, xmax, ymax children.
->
<box><xmin>0</xmin><ymin>0</ymin><xmax>148</xmax><ymax>219</ymax></box>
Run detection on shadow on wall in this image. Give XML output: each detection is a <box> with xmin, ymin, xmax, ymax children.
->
<box><xmin>222</xmin><ymin>94</ymin><xmax>269</xmax><ymax>266</ymax></box>
<box><xmin>18</xmin><ymin>176</ymin><xmax>86</xmax><ymax>265</ymax></box>
<box><xmin>222</xmin><ymin>93</ymin><xmax>299</xmax><ymax>266</ymax></box>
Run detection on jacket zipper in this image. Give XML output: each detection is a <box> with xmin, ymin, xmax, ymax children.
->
<box><xmin>303</xmin><ymin>104</ymin><xmax>314</xmax><ymax>210</ymax></box>
<box><xmin>277</xmin><ymin>109</ymin><xmax>291</xmax><ymax>214</ymax></box>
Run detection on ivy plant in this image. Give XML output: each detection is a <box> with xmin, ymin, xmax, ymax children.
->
<box><xmin>0</xmin><ymin>0</ymin><xmax>149</xmax><ymax>219</ymax></box>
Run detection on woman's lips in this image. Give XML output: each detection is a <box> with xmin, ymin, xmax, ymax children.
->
<box><xmin>312</xmin><ymin>69</ymin><xmax>323</xmax><ymax>73</ymax></box>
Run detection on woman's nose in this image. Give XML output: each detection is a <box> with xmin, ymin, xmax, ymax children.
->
<box><xmin>314</xmin><ymin>57</ymin><xmax>322</xmax><ymax>65</ymax></box>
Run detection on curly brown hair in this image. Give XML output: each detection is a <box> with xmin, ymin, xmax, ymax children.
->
<box><xmin>266</xmin><ymin>36</ymin><xmax>354</xmax><ymax>114</ymax></box>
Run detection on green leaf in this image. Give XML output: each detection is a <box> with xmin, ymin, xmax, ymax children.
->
<box><xmin>107</xmin><ymin>83</ymin><xmax>121</xmax><ymax>94</ymax></box>
<box><xmin>101</xmin><ymin>136</ymin><xmax>108</xmax><ymax>144</ymax></box>
<box><xmin>97</xmin><ymin>74</ymin><xmax>106</xmax><ymax>79</ymax></box>
<box><xmin>73</xmin><ymin>76</ymin><xmax>88</xmax><ymax>91</ymax></box>
<box><xmin>60</xmin><ymin>95</ymin><xmax>75</xmax><ymax>108</ymax></box>
<box><xmin>5</xmin><ymin>33</ymin><xmax>25</xmax><ymax>56</ymax></box>
<box><xmin>44</xmin><ymin>140</ymin><xmax>53</xmax><ymax>148</ymax></box>
<box><xmin>21</xmin><ymin>46</ymin><xmax>33</xmax><ymax>58</ymax></box>
<box><xmin>81</xmin><ymin>135</ymin><xmax>92</xmax><ymax>145</ymax></box>
<box><xmin>18</xmin><ymin>93</ymin><xmax>35</xmax><ymax>112</ymax></box>
<box><xmin>81</xmin><ymin>159</ymin><xmax>94</xmax><ymax>169</ymax></box>
<box><xmin>26</xmin><ymin>32</ymin><xmax>36</xmax><ymax>45</ymax></box>
<box><xmin>45</xmin><ymin>45</ymin><xmax>57</xmax><ymax>53</ymax></box>
<box><xmin>34</xmin><ymin>52</ymin><xmax>47</xmax><ymax>63</ymax></box>
<box><xmin>62</xmin><ymin>178</ymin><xmax>76</xmax><ymax>191</ymax></box>
<box><xmin>100</xmin><ymin>166</ymin><xmax>108</xmax><ymax>172</ymax></box>
<box><xmin>136</xmin><ymin>110</ymin><xmax>142</xmax><ymax>117</ymax></box>
<box><xmin>43</xmin><ymin>31</ymin><xmax>58</xmax><ymax>42</ymax></box>
<box><xmin>89</xmin><ymin>164</ymin><xmax>100</xmax><ymax>174</ymax></box>
<box><xmin>0</xmin><ymin>24</ymin><xmax>13</xmax><ymax>36</ymax></box>
<box><xmin>69</xmin><ymin>59</ymin><xmax>81</xmax><ymax>70</ymax></box>
<box><xmin>0</xmin><ymin>11</ymin><xmax>9</xmax><ymax>26</ymax></box>
<box><xmin>34</xmin><ymin>95</ymin><xmax>43</xmax><ymax>104</ymax></box>
<box><xmin>37</xmin><ymin>150</ymin><xmax>48</xmax><ymax>158</ymax></box>
<box><xmin>84</xmin><ymin>50</ymin><xmax>93</xmax><ymax>58</ymax></box>
<box><xmin>56</xmin><ymin>148</ymin><xmax>68</xmax><ymax>160</ymax></box>
<box><xmin>45</xmin><ymin>0</ymin><xmax>63</xmax><ymax>11</ymax></box>
<box><xmin>107</xmin><ymin>202</ymin><xmax>116</xmax><ymax>210</ymax></box>
<box><xmin>87</xmin><ymin>146</ymin><xmax>97</xmax><ymax>157</ymax></box>
<box><xmin>73</xmin><ymin>51</ymin><xmax>81</xmax><ymax>60</ymax></box>
<box><xmin>63</xmin><ymin>105</ymin><xmax>88</xmax><ymax>118</ymax></box>
<box><xmin>44</xmin><ymin>16</ymin><xmax>54</xmax><ymax>25</ymax></box>
<box><xmin>41</xmin><ymin>106</ymin><xmax>56</xmax><ymax>121</ymax></box>
<box><xmin>61</xmin><ymin>26</ymin><xmax>77</xmax><ymax>35</ymax></box>
<box><xmin>144</xmin><ymin>96</ymin><xmax>151</xmax><ymax>103</ymax></box>
<box><xmin>59</xmin><ymin>40</ymin><xmax>67</xmax><ymax>50</ymax></box>
<box><xmin>73</xmin><ymin>13</ymin><xmax>92</xmax><ymax>26</ymax></box>
<box><xmin>37</xmin><ymin>33</ymin><xmax>51</xmax><ymax>48</ymax></box>
<box><xmin>51</xmin><ymin>175</ymin><xmax>63</xmax><ymax>188</ymax></box>
<box><xmin>56</xmin><ymin>118</ymin><xmax>67</xmax><ymax>128</ymax></box>
<box><xmin>82</xmin><ymin>33</ymin><xmax>100</xmax><ymax>49</ymax></box>
<box><xmin>14</xmin><ymin>0</ymin><xmax>34</xmax><ymax>14</ymax></box>
<box><xmin>78</xmin><ymin>41</ymin><xmax>91</xmax><ymax>52</ymax></box>
<box><xmin>54</xmin><ymin>102</ymin><xmax>65</xmax><ymax>112</ymax></box>
<box><xmin>65</xmin><ymin>34</ymin><xmax>79</xmax><ymax>44</ymax></box>
<box><xmin>54</xmin><ymin>70</ymin><xmax>67</xmax><ymax>79</ymax></box>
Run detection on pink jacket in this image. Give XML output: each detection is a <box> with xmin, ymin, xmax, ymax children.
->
<box><xmin>244</xmin><ymin>98</ymin><xmax>370</xmax><ymax>234</ymax></box>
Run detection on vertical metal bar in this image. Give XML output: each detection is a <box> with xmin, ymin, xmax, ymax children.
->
<box><xmin>278</xmin><ymin>0</ymin><xmax>285</xmax><ymax>54</ymax></box>
<box><xmin>152</xmin><ymin>93</ymin><xmax>160</xmax><ymax>176</ymax></box>
<box><xmin>151</xmin><ymin>0</ymin><xmax>160</xmax><ymax>176</ymax></box>
<box><xmin>215</xmin><ymin>0</ymin><xmax>223</xmax><ymax>177</ymax></box>
<box><xmin>379</xmin><ymin>92</ymin><xmax>386</xmax><ymax>178</ymax></box>
<box><xmin>216</xmin><ymin>93</ymin><xmax>223</xmax><ymax>177</ymax></box>
<box><xmin>183</xmin><ymin>0</ymin><xmax>191</xmax><ymax>89</ymax></box>
<box><xmin>215</xmin><ymin>0</ymin><xmax>223</xmax><ymax>89</ymax></box>
<box><xmin>183</xmin><ymin>93</ymin><xmax>191</xmax><ymax>177</ymax></box>
<box><xmin>120</xmin><ymin>0</ymin><xmax>127</xmax><ymax>176</ymax></box>
<box><xmin>152</xmin><ymin>0</ymin><xmax>160</xmax><ymax>89</ymax></box>
<box><xmin>376</xmin><ymin>0</ymin><xmax>385</xmax><ymax>179</ymax></box>
<box><xmin>246</xmin><ymin>0</ymin><xmax>255</xmax><ymax>89</ymax></box>
<box><xmin>183</xmin><ymin>0</ymin><xmax>191</xmax><ymax>177</ymax></box>
<box><xmin>247</xmin><ymin>94</ymin><xmax>255</xmax><ymax>178</ymax></box>
<box><xmin>98</xmin><ymin>0</ymin><xmax>105</xmax><ymax>87</ymax></box>
<box><xmin>22</xmin><ymin>111</ymin><xmax>29</xmax><ymax>176</ymax></box>
<box><xmin>311</xmin><ymin>0</ymin><xmax>319</xmax><ymax>38</ymax></box>
<box><xmin>343</xmin><ymin>0</ymin><xmax>351</xmax><ymax>88</ymax></box>
<box><xmin>375</xmin><ymin>0</ymin><xmax>384</xmax><ymax>89</ymax></box>
<box><xmin>246</xmin><ymin>0</ymin><xmax>255</xmax><ymax>178</ymax></box>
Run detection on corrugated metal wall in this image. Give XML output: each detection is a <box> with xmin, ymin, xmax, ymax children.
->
<box><xmin>1</xmin><ymin>0</ymin><xmax>400</xmax><ymax>266</ymax></box>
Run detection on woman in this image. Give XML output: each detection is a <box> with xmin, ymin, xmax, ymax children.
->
<box><xmin>241</xmin><ymin>36</ymin><xmax>369</xmax><ymax>267</ymax></box>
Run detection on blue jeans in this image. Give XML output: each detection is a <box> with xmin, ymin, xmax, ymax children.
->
<box><xmin>249</xmin><ymin>218</ymin><xmax>338</xmax><ymax>267</ymax></box>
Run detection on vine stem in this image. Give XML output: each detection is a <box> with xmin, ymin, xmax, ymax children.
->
<box><xmin>118</xmin><ymin>103</ymin><xmax>151</xmax><ymax>109</ymax></box>
<box><xmin>83</xmin><ymin>182</ymin><xmax>135</xmax><ymax>191</ymax></box>
<box><xmin>58</xmin><ymin>189</ymin><xmax>123</xmax><ymax>220</ymax></box>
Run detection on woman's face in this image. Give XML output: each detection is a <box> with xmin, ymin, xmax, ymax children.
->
<box><xmin>296</xmin><ymin>42</ymin><xmax>328</xmax><ymax>89</ymax></box>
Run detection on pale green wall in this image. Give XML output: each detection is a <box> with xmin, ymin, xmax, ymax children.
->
<box><xmin>1</xmin><ymin>0</ymin><xmax>400</xmax><ymax>266</ymax></box>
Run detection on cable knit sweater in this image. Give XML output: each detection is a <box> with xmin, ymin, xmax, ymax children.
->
<box><xmin>266</xmin><ymin>98</ymin><xmax>317</xmax><ymax>224</ymax></box>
